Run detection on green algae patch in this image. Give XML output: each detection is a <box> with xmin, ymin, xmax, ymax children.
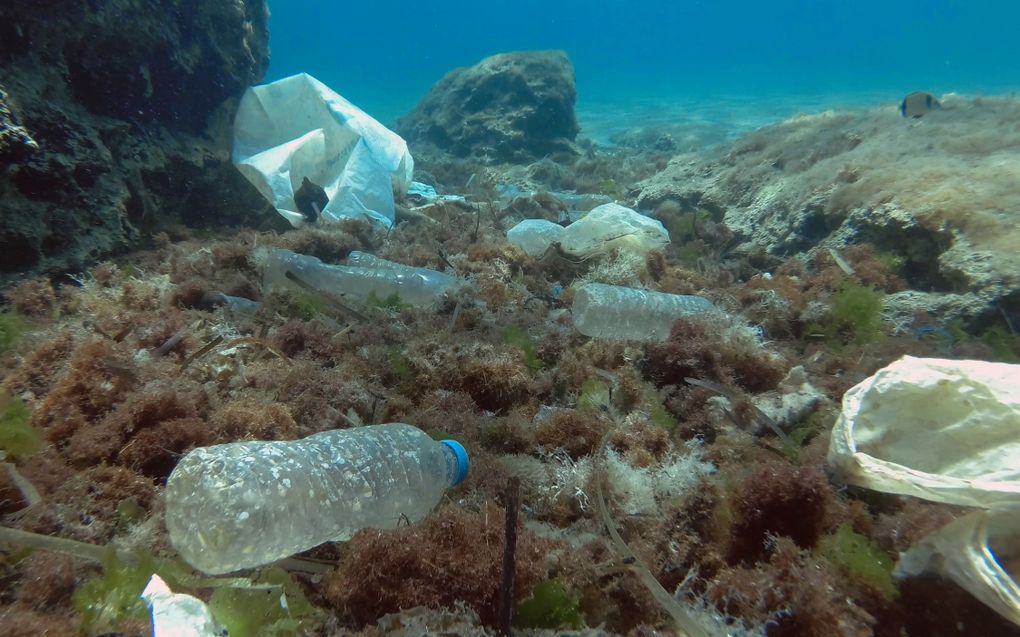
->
<box><xmin>73</xmin><ymin>548</ymin><xmax>321</xmax><ymax>637</ymax></box>
<box><xmin>0</xmin><ymin>311</ymin><xmax>29</xmax><ymax>354</ymax></box>
<box><xmin>0</xmin><ymin>393</ymin><xmax>42</xmax><ymax>459</ymax></box>
<box><xmin>818</xmin><ymin>523</ymin><xmax>898</xmax><ymax>600</ymax></box>
<box><xmin>72</xmin><ymin>549</ymin><xmax>190</xmax><ymax>634</ymax></box>
<box><xmin>502</xmin><ymin>325</ymin><xmax>541</xmax><ymax>371</ymax></box>
<box><xmin>826</xmin><ymin>282</ymin><xmax>885</xmax><ymax>345</ymax></box>
<box><xmin>366</xmin><ymin>290</ymin><xmax>409</xmax><ymax>313</ymax></box>
<box><xmin>649</xmin><ymin>402</ymin><xmax>677</xmax><ymax>433</ymax></box>
<box><xmin>513</xmin><ymin>579</ymin><xmax>584</xmax><ymax>630</ymax></box>
<box><xmin>577</xmin><ymin>379</ymin><xmax>610</xmax><ymax>411</ymax></box>
<box><xmin>209</xmin><ymin>567</ymin><xmax>321</xmax><ymax>637</ymax></box>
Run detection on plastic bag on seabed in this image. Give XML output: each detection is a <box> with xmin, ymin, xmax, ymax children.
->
<box><xmin>826</xmin><ymin>356</ymin><xmax>1020</xmax><ymax>626</ymax></box>
<box><xmin>232</xmin><ymin>73</ymin><xmax>413</xmax><ymax>228</ymax></box>
<box><xmin>827</xmin><ymin>356</ymin><xmax>1020</xmax><ymax>510</ymax></box>
<box><xmin>894</xmin><ymin>509</ymin><xmax>1020</xmax><ymax>627</ymax></box>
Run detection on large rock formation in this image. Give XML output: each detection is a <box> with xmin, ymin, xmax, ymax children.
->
<box><xmin>0</xmin><ymin>0</ymin><xmax>277</xmax><ymax>288</ymax></box>
<box><xmin>398</xmin><ymin>51</ymin><xmax>579</xmax><ymax>164</ymax></box>
<box><xmin>635</xmin><ymin>96</ymin><xmax>1020</xmax><ymax>327</ymax></box>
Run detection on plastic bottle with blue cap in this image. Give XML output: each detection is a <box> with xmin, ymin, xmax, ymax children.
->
<box><xmin>164</xmin><ymin>423</ymin><xmax>469</xmax><ymax>574</ymax></box>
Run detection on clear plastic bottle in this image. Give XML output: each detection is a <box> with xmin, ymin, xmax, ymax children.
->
<box><xmin>258</xmin><ymin>248</ymin><xmax>455</xmax><ymax>307</ymax></box>
<box><xmin>571</xmin><ymin>282</ymin><xmax>718</xmax><ymax>342</ymax></box>
<box><xmin>164</xmin><ymin>423</ymin><xmax>469</xmax><ymax>574</ymax></box>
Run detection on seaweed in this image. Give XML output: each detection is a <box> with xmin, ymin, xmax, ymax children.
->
<box><xmin>978</xmin><ymin>324</ymin><xmax>1020</xmax><ymax>363</ymax></box>
<box><xmin>366</xmin><ymin>290</ymin><xmax>409</xmax><ymax>312</ymax></box>
<box><xmin>501</xmin><ymin>325</ymin><xmax>541</xmax><ymax>370</ymax></box>
<box><xmin>0</xmin><ymin>393</ymin><xmax>42</xmax><ymax>459</ymax></box>
<box><xmin>386</xmin><ymin>345</ymin><xmax>414</xmax><ymax>383</ymax></box>
<box><xmin>648</xmin><ymin>402</ymin><xmax>677</xmax><ymax>433</ymax></box>
<box><xmin>825</xmin><ymin>281</ymin><xmax>885</xmax><ymax>345</ymax></box>
<box><xmin>208</xmin><ymin>567</ymin><xmax>321</xmax><ymax>637</ymax></box>
<box><xmin>818</xmin><ymin>523</ymin><xmax>898</xmax><ymax>600</ymax></box>
<box><xmin>0</xmin><ymin>311</ymin><xmax>29</xmax><ymax>354</ymax></box>
<box><xmin>577</xmin><ymin>379</ymin><xmax>610</xmax><ymax>411</ymax></box>
<box><xmin>72</xmin><ymin>548</ymin><xmax>191</xmax><ymax>635</ymax></box>
<box><xmin>513</xmin><ymin>579</ymin><xmax>584</xmax><ymax>630</ymax></box>
<box><xmin>593</xmin><ymin>433</ymin><xmax>715</xmax><ymax>637</ymax></box>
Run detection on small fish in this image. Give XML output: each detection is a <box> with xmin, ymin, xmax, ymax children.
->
<box><xmin>900</xmin><ymin>91</ymin><xmax>941</xmax><ymax>118</ymax></box>
<box><xmin>294</xmin><ymin>176</ymin><xmax>328</xmax><ymax>223</ymax></box>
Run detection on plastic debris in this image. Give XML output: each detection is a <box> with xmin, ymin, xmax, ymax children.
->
<box><xmin>827</xmin><ymin>356</ymin><xmax>1020</xmax><ymax>627</ymax></box>
<box><xmin>407</xmin><ymin>181</ymin><xmax>466</xmax><ymax>206</ymax></box>
<box><xmin>571</xmin><ymin>282</ymin><xmax>717</xmax><ymax>341</ymax></box>
<box><xmin>259</xmin><ymin>247</ymin><xmax>455</xmax><ymax>308</ymax></box>
<box><xmin>507</xmin><ymin>219</ymin><xmax>566</xmax><ymax>257</ymax></box>
<box><xmin>496</xmin><ymin>184</ymin><xmax>611</xmax><ymax>211</ymax></box>
<box><xmin>894</xmin><ymin>509</ymin><xmax>1020</xmax><ymax>626</ymax></box>
<box><xmin>142</xmin><ymin>574</ymin><xmax>223</xmax><ymax>637</ymax></box>
<box><xmin>559</xmin><ymin>203</ymin><xmax>669</xmax><ymax>259</ymax></box>
<box><xmin>827</xmin><ymin>356</ymin><xmax>1020</xmax><ymax>509</ymax></box>
<box><xmin>232</xmin><ymin>73</ymin><xmax>413</xmax><ymax>228</ymax></box>
<box><xmin>165</xmin><ymin>424</ymin><xmax>468</xmax><ymax>574</ymax></box>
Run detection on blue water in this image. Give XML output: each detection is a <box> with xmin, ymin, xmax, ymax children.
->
<box><xmin>267</xmin><ymin>0</ymin><xmax>1020</xmax><ymax>132</ymax></box>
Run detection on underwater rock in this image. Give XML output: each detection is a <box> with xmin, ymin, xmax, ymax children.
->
<box><xmin>635</xmin><ymin>96</ymin><xmax>1020</xmax><ymax>327</ymax></box>
<box><xmin>0</xmin><ymin>0</ymin><xmax>275</xmax><ymax>288</ymax></box>
<box><xmin>0</xmin><ymin>84</ymin><xmax>37</xmax><ymax>163</ymax></box>
<box><xmin>398</xmin><ymin>51</ymin><xmax>579</xmax><ymax>164</ymax></box>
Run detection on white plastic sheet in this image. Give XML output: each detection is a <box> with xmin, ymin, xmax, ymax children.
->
<box><xmin>142</xmin><ymin>574</ymin><xmax>221</xmax><ymax>637</ymax></box>
<box><xmin>827</xmin><ymin>356</ymin><xmax>1020</xmax><ymax>509</ymax></box>
<box><xmin>232</xmin><ymin>73</ymin><xmax>413</xmax><ymax>228</ymax></box>
<box><xmin>507</xmin><ymin>218</ymin><xmax>565</xmax><ymax>257</ymax></box>
<box><xmin>826</xmin><ymin>356</ymin><xmax>1020</xmax><ymax>626</ymax></box>
<box><xmin>559</xmin><ymin>203</ymin><xmax>669</xmax><ymax>259</ymax></box>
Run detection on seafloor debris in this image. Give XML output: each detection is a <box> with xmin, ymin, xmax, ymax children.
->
<box><xmin>2</xmin><ymin>81</ymin><xmax>1020</xmax><ymax>636</ymax></box>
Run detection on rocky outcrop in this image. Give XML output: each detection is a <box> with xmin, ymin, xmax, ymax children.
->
<box><xmin>0</xmin><ymin>0</ymin><xmax>277</xmax><ymax>288</ymax></box>
<box><xmin>635</xmin><ymin>96</ymin><xmax>1020</xmax><ymax>327</ymax></box>
<box><xmin>0</xmin><ymin>85</ymin><xmax>37</xmax><ymax>163</ymax></box>
<box><xmin>398</xmin><ymin>51</ymin><xmax>579</xmax><ymax>164</ymax></box>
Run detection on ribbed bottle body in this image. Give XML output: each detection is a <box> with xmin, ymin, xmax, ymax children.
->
<box><xmin>571</xmin><ymin>282</ymin><xmax>717</xmax><ymax>341</ymax></box>
<box><xmin>165</xmin><ymin>424</ymin><xmax>458</xmax><ymax>574</ymax></box>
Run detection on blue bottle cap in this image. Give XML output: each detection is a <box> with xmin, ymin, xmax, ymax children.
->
<box><xmin>440</xmin><ymin>439</ymin><xmax>469</xmax><ymax>486</ymax></box>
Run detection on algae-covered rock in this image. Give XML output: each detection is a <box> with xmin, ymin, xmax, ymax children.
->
<box><xmin>0</xmin><ymin>0</ymin><xmax>276</xmax><ymax>288</ymax></box>
<box><xmin>398</xmin><ymin>51</ymin><xmax>579</xmax><ymax>164</ymax></box>
<box><xmin>0</xmin><ymin>84</ymin><xmax>37</xmax><ymax>163</ymax></box>
<box><xmin>635</xmin><ymin>96</ymin><xmax>1020</xmax><ymax>326</ymax></box>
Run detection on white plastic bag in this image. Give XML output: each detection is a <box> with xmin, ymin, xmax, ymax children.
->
<box><xmin>559</xmin><ymin>203</ymin><xmax>669</xmax><ymax>259</ymax></box>
<box><xmin>142</xmin><ymin>574</ymin><xmax>222</xmax><ymax>637</ymax></box>
<box><xmin>826</xmin><ymin>355</ymin><xmax>1020</xmax><ymax>626</ymax></box>
<box><xmin>507</xmin><ymin>219</ymin><xmax>565</xmax><ymax>257</ymax></box>
<box><xmin>232</xmin><ymin>73</ymin><xmax>413</xmax><ymax>228</ymax></box>
<box><xmin>827</xmin><ymin>356</ymin><xmax>1020</xmax><ymax>509</ymax></box>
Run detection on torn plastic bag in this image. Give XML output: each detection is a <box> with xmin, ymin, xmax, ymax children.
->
<box><xmin>232</xmin><ymin>73</ymin><xmax>413</xmax><ymax>228</ymax></box>
<box><xmin>142</xmin><ymin>574</ymin><xmax>222</xmax><ymax>637</ymax></box>
<box><xmin>559</xmin><ymin>203</ymin><xmax>669</xmax><ymax>260</ymax></box>
<box><xmin>827</xmin><ymin>356</ymin><xmax>1020</xmax><ymax>627</ymax></box>
<box><xmin>507</xmin><ymin>219</ymin><xmax>565</xmax><ymax>257</ymax></box>
<box><xmin>894</xmin><ymin>509</ymin><xmax>1020</xmax><ymax>626</ymax></box>
<box><xmin>827</xmin><ymin>356</ymin><xmax>1020</xmax><ymax>510</ymax></box>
